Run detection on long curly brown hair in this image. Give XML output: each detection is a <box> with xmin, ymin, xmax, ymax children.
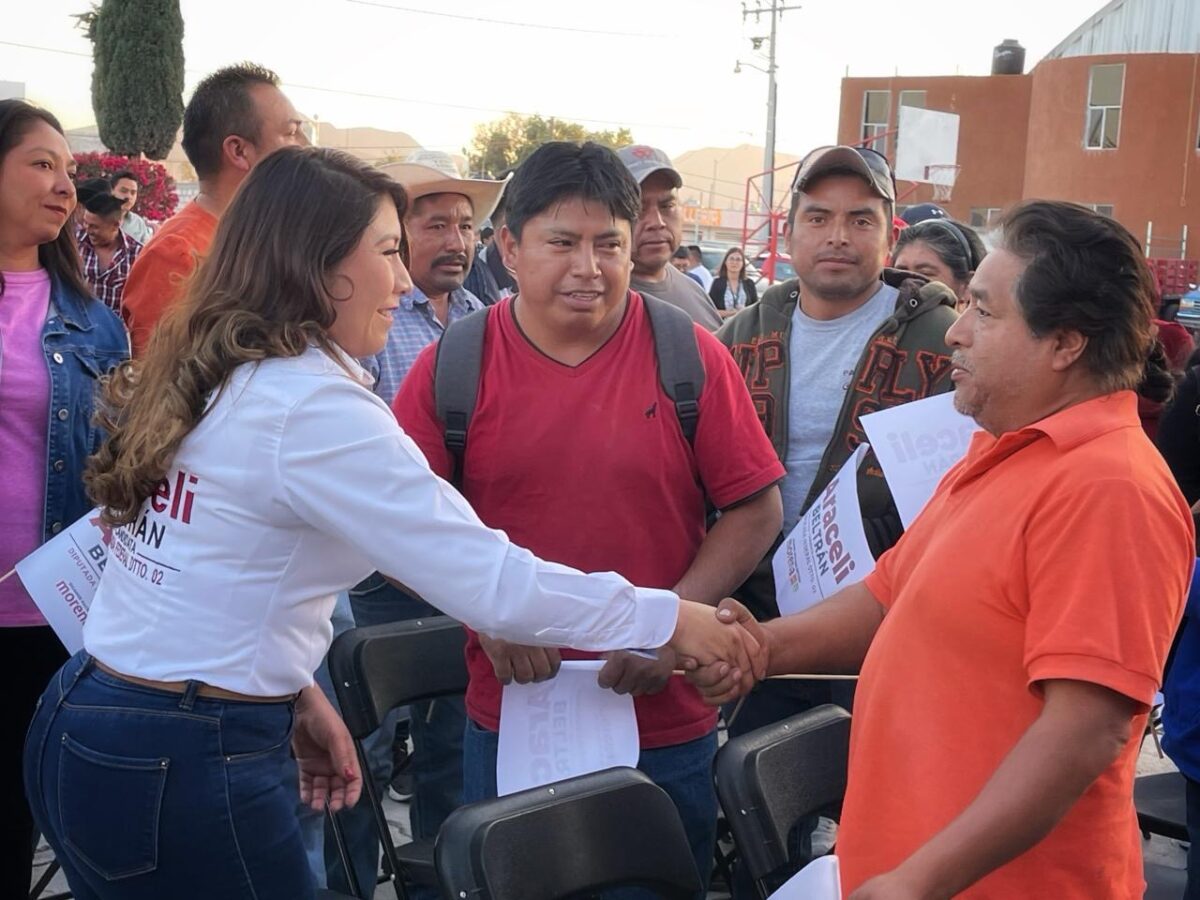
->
<box><xmin>86</xmin><ymin>146</ymin><xmax>407</xmax><ymax>525</ymax></box>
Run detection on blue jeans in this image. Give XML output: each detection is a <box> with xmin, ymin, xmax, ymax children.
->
<box><xmin>463</xmin><ymin>718</ymin><xmax>717</xmax><ymax>899</ymax></box>
<box><xmin>23</xmin><ymin>652</ymin><xmax>311</xmax><ymax>899</ymax></box>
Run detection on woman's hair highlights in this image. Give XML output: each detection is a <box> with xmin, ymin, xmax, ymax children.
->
<box><xmin>86</xmin><ymin>146</ymin><xmax>407</xmax><ymax>525</ymax></box>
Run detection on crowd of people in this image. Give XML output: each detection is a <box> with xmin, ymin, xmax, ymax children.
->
<box><xmin>2</xmin><ymin>57</ymin><xmax>1199</xmax><ymax>900</ymax></box>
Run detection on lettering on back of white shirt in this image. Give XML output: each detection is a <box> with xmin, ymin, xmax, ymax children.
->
<box><xmin>109</xmin><ymin>468</ymin><xmax>199</xmax><ymax>588</ymax></box>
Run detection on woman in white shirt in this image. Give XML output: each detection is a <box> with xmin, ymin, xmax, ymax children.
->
<box><xmin>23</xmin><ymin>146</ymin><xmax>761</xmax><ymax>899</ymax></box>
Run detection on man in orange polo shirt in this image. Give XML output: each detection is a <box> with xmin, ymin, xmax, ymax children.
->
<box><xmin>689</xmin><ymin>200</ymin><xmax>1195</xmax><ymax>899</ymax></box>
<box><xmin>122</xmin><ymin>63</ymin><xmax>305</xmax><ymax>355</ymax></box>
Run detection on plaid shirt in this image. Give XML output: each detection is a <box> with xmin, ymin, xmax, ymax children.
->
<box><xmin>78</xmin><ymin>229</ymin><xmax>143</xmax><ymax>313</ymax></box>
<box><xmin>369</xmin><ymin>284</ymin><xmax>484</xmax><ymax>403</ymax></box>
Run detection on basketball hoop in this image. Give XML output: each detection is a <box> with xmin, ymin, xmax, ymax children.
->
<box><xmin>925</xmin><ymin>164</ymin><xmax>961</xmax><ymax>203</ymax></box>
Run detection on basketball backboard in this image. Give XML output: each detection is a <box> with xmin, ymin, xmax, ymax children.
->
<box><xmin>894</xmin><ymin>107</ymin><xmax>960</xmax><ymax>186</ymax></box>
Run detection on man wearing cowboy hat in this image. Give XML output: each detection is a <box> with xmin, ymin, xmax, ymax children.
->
<box><xmin>372</xmin><ymin>150</ymin><xmax>509</xmax><ymax>404</ymax></box>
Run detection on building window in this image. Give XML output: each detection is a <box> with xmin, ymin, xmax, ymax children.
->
<box><xmin>970</xmin><ymin>207</ymin><xmax>1003</xmax><ymax>229</ymax></box>
<box><xmin>1083</xmin><ymin>203</ymin><xmax>1115</xmax><ymax>217</ymax></box>
<box><xmin>862</xmin><ymin>90</ymin><xmax>890</xmax><ymax>154</ymax></box>
<box><xmin>1085</xmin><ymin>64</ymin><xmax>1123</xmax><ymax>149</ymax></box>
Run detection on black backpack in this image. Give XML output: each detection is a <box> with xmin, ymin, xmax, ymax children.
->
<box><xmin>433</xmin><ymin>293</ymin><xmax>706</xmax><ymax>488</ymax></box>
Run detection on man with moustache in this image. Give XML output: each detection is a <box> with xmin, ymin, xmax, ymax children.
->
<box><xmin>618</xmin><ymin>144</ymin><xmax>722</xmax><ymax>330</ymax></box>
<box><xmin>371</xmin><ymin>151</ymin><xmax>507</xmax><ymax>403</ymax></box>
<box><xmin>691</xmin><ymin>201</ymin><xmax>1194</xmax><ymax>900</ymax></box>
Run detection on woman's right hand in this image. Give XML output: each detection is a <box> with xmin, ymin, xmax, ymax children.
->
<box><xmin>670</xmin><ymin>598</ymin><xmax>768</xmax><ymax>700</ymax></box>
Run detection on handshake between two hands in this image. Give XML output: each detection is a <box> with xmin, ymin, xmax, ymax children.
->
<box><xmin>671</xmin><ymin>597</ymin><xmax>769</xmax><ymax>705</ymax></box>
<box><xmin>479</xmin><ymin>598</ymin><xmax>769</xmax><ymax>705</ymax></box>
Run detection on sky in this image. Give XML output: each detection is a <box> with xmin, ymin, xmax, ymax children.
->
<box><xmin>2</xmin><ymin>0</ymin><xmax>1106</xmax><ymax>160</ymax></box>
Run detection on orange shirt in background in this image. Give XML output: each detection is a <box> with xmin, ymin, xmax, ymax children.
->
<box><xmin>839</xmin><ymin>391</ymin><xmax>1194</xmax><ymax>899</ymax></box>
<box><xmin>121</xmin><ymin>202</ymin><xmax>218</xmax><ymax>356</ymax></box>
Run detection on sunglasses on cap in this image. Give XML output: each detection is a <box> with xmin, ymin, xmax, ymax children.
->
<box><xmin>790</xmin><ymin>145</ymin><xmax>897</xmax><ymax>201</ymax></box>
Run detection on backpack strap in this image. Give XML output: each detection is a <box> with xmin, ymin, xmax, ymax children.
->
<box><xmin>433</xmin><ymin>307</ymin><xmax>490</xmax><ymax>487</ymax></box>
<box><xmin>641</xmin><ymin>293</ymin><xmax>706</xmax><ymax>447</ymax></box>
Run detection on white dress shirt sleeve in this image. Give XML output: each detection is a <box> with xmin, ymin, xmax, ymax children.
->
<box><xmin>277</xmin><ymin>379</ymin><xmax>678</xmax><ymax>651</ymax></box>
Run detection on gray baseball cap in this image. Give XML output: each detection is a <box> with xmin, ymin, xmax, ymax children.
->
<box><xmin>791</xmin><ymin>145</ymin><xmax>896</xmax><ymax>203</ymax></box>
<box><xmin>616</xmin><ymin>144</ymin><xmax>682</xmax><ymax>189</ymax></box>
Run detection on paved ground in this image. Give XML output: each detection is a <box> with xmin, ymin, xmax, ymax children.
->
<box><xmin>30</xmin><ymin>736</ymin><xmax>1189</xmax><ymax>898</ymax></box>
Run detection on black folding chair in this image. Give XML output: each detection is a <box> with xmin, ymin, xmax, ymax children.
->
<box><xmin>1137</xmin><ymin>770</ymin><xmax>1189</xmax><ymax>842</ymax></box>
<box><xmin>327</xmin><ymin>617</ymin><xmax>469</xmax><ymax>899</ymax></box>
<box><xmin>714</xmin><ymin>704</ymin><xmax>851</xmax><ymax>899</ymax></box>
<box><xmin>1134</xmin><ymin>770</ymin><xmax>1190</xmax><ymax>899</ymax></box>
<box><xmin>435</xmin><ymin>766</ymin><xmax>700</xmax><ymax>900</ymax></box>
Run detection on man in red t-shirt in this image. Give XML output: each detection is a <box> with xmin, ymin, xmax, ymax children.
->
<box><xmin>393</xmin><ymin>141</ymin><xmax>784</xmax><ymax>890</ymax></box>
<box><xmin>688</xmin><ymin>201</ymin><xmax>1195</xmax><ymax>899</ymax></box>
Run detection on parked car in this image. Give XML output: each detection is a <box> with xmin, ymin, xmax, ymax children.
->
<box><xmin>752</xmin><ymin>251</ymin><xmax>795</xmax><ymax>292</ymax></box>
<box><xmin>696</xmin><ymin>244</ymin><xmax>733</xmax><ymax>276</ymax></box>
<box><xmin>1175</xmin><ymin>284</ymin><xmax>1200</xmax><ymax>334</ymax></box>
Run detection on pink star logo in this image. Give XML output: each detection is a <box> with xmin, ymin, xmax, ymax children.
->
<box><xmin>88</xmin><ymin>514</ymin><xmax>114</xmax><ymax>548</ymax></box>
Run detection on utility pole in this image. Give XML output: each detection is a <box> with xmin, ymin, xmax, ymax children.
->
<box><xmin>741</xmin><ymin>1</ymin><xmax>802</xmax><ymax>212</ymax></box>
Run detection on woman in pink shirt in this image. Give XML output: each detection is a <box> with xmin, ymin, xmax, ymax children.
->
<box><xmin>0</xmin><ymin>100</ymin><xmax>127</xmax><ymax>894</ymax></box>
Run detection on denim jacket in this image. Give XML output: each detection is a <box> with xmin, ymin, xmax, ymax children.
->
<box><xmin>39</xmin><ymin>276</ymin><xmax>128</xmax><ymax>541</ymax></box>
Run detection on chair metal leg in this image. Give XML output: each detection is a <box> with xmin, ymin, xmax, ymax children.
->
<box><xmin>326</xmin><ymin>804</ymin><xmax>365</xmax><ymax>899</ymax></box>
<box><xmin>355</xmin><ymin>740</ymin><xmax>410</xmax><ymax>900</ymax></box>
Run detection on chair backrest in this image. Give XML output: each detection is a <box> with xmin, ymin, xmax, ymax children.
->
<box><xmin>435</xmin><ymin>767</ymin><xmax>701</xmax><ymax>900</ymax></box>
<box><xmin>327</xmin><ymin>616</ymin><xmax>468</xmax><ymax>740</ymax></box>
<box><xmin>714</xmin><ymin>704</ymin><xmax>851</xmax><ymax>884</ymax></box>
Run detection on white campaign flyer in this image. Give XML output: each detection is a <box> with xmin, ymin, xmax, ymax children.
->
<box><xmin>860</xmin><ymin>393</ymin><xmax>979</xmax><ymax>528</ymax></box>
<box><xmin>768</xmin><ymin>854</ymin><xmax>841</xmax><ymax>899</ymax></box>
<box><xmin>496</xmin><ymin>660</ymin><xmax>640</xmax><ymax>796</ymax></box>
<box><xmin>14</xmin><ymin>509</ymin><xmax>112</xmax><ymax>653</ymax></box>
<box><xmin>773</xmin><ymin>444</ymin><xmax>874</xmax><ymax>617</ymax></box>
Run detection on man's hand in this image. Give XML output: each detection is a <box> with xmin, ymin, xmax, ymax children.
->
<box><xmin>479</xmin><ymin>633</ymin><xmax>561</xmax><ymax>685</ymax></box>
<box><xmin>669</xmin><ymin>597</ymin><xmax>766</xmax><ymax>698</ymax></box>
<box><xmin>598</xmin><ymin>649</ymin><xmax>676</xmax><ymax>697</ymax></box>
<box><xmin>677</xmin><ymin>598</ymin><xmax>769</xmax><ymax>705</ymax></box>
<box><xmin>293</xmin><ymin>685</ymin><xmax>361</xmax><ymax>813</ymax></box>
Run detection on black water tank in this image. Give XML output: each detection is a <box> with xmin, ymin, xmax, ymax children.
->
<box><xmin>992</xmin><ymin>39</ymin><xmax>1026</xmax><ymax>75</ymax></box>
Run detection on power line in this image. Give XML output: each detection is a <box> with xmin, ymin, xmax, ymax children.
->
<box><xmin>0</xmin><ymin>39</ymin><xmax>691</xmax><ymax>132</ymax></box>
<box><xmin>280</xmin><ymin>79</ymin><xmax>691</xmax><ymax>131</ymax></box>
<box><xmin>344</xmin><ymin>0</ymin><xmax>671</xmax><ymax>38</ymax></box>
<box><xmin>0</xmin><ymin>39</ymin><xmax>90</xmax><ymax>58</ymax></box>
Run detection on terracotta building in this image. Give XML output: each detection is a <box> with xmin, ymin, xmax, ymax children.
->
<box><xmin>836</xmin><ymin>0</ymin><xmax>1200</xmax><ymax>259</ymax></box>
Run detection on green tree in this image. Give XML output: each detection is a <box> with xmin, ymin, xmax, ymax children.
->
<box><xmin>467</xmin><ymin>112</ymin><xmax>633</xmax><ymax>177</ymax></box>
<box><xmin>76</xmin><ymin>0</ymin><xmax>185</xmax><ymax>160</ymax></box>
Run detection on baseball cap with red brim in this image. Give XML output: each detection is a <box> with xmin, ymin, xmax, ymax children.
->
<box><xmin>616</xmin><ymin>144</ymin><xmax>682</xmax><ymax>189</ymax></box>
